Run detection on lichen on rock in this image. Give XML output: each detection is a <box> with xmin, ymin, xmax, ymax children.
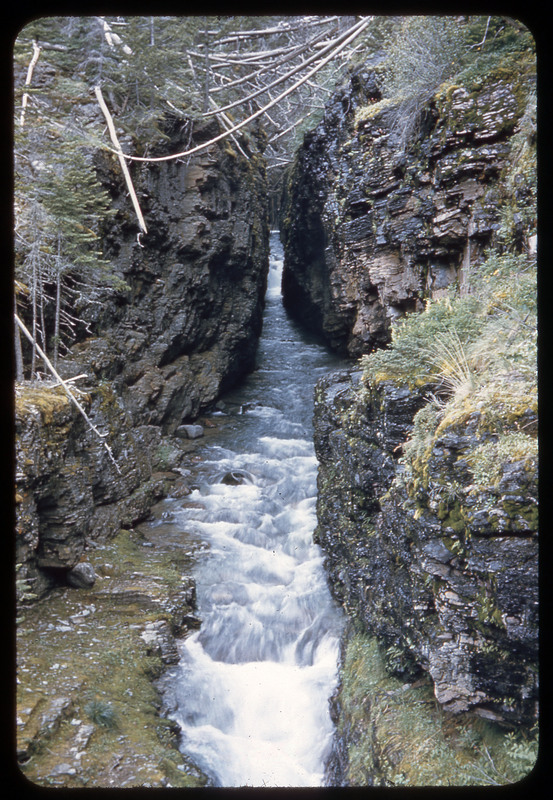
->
<box><xmin>314</xmin><ymin>363</ymin><xmax>538</xmax><ymax>782</ymax></box>
<box><xmin>301</xmin><ymin>25</ymin><xmax>538</xmax><ymax>783</ymax></box>
<box><xmin>281</xmin><ymin>30</ymin><xmax>536</xmax><ymax>358</ymax></box>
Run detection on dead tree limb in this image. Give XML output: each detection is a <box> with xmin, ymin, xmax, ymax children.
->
<box><xmin>206</xmin><ymin>16</ymin><xmax>339</xmax><ymax>43</ymax></box>
<box><xmin>201</xmin><ymin>21</ymin><xmax>354</xmax><ymax>118</ymax></box>
<box><xmin>101</xmin><ymin>17</ymin><xmax>372</xmax><ymax>165</ymax></box>
<box><xmin>94</xmin><ymin>85</ymin><xmax>148</xmax><ymax>236</ymax></box>
<box><xmin>19</xmin><ymin>40</ymin><xmax>41</xmax><ymax>127</ymax></box>
<box><xmin>210</xmin><ymin>98</ymin><xmax>250</xmax><ymax>159</ymax></box>
<box><xmin>15</xmin><ymin>313</ymin><xmax>122</xmax><ymax>474</ymax></box>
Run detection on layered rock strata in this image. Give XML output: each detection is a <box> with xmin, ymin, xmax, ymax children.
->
<box><xmin>282</xmin><ymin>37</ymin><xmax>537</xmax><ymax>784</ymax></box>
<box><xmin>281</xmin><ymin>64</ymin><xmax>535</xmax><ymax>356</ymax></box>
<box><xmin>15</xmin><ymin>384</ymin><xmax>167</xmax><ymax>597</ymax></box>
<box><xmin>314</xmin><ymin>368</ymin><xmax>538</xmax><ymax>736</ymax></box>
<box><xmin>15</xmin><ymin>118</ymin><xmax>270</xmax><ymax>598</ymax></box>
<box><xmin>67</xmin><ymin>117</ymin><xmax>270</xmax><ymax>431</ymax></box>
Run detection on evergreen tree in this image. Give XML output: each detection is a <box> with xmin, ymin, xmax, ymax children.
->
<box><xmin>14</xmin><ymin>24</ymin><xmax>120</xmax><ymax>377</ymax></box>
<box><xmin>13</xmin><ymin>14</ymin><xmax>374</xmax><ymax>378</ymax></box>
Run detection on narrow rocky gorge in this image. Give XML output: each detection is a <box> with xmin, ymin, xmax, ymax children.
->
<box><xmin>15</xmin><ymin>15</ymin><xmax>538</xmax><ymax>789</ymax></box>
<box><xmin>15</xmin><ymin>117</ymin><xmax>270</xmax><ymax>786</ymax></box>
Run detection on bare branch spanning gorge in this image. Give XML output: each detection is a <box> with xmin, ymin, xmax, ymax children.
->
<box><xmin>14</xmin><ymin>15</ymin><xmax>372</xmax><ymax>379</ymax></box>
<box><xmin>97</xmin><ymin>17</ymin><xmax>373</xmax><ymax>166</ymax></box>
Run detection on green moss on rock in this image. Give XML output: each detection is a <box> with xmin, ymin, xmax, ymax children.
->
<box><xmin>17</xmin><ymin>520</ymin><xmax>206</xmax><ymax>788</ymax></box>
<box><xmin>332</xmin><ymin>630</ymin><xmax>538</xmax><ymax>786</ymax></box>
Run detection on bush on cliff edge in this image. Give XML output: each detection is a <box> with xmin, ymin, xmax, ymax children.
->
<box><xmin>362</xmin><ymin>249</ymin><xmax>537</xmax><ymax>493</ymax></box>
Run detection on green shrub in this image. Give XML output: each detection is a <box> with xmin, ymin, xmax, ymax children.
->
<box><xmin>363</xmin><ymin>252</ymin><xmax>536</xmax><ymax>397</ymax></box>
<box><xmin>84</xmin><ymin>698</ymin><xmax>117</xmax><ymax>729</ymax></box>
<box><xmin>362</xmin><ymin>294</ymin><xmax>483</xmax><ymax>389</ymax></box>
<box><xmin>338</xmin><ymin>632</ymin><xmax>538</xmax><ymax>786</ymax></box>
<box><xmin>15</xmin><ymin>563</ymin><xmax>37</xmax><ymax>605</ymax></box>
<box><xmin>363</xmin><ymin>250</ymin><xmax>537</xmax><ymax>495</ymax></box>
<box><xmin>502</xmin><ymin>728</ymin><xmax>539</xmax><ymax>782</ymax></box>
<box><xmin>379</xmin><ymin>16</ymin><xmax>467</xmax><ymax>151</ymax></box>
<box><xmin>455</xmin><ymin>17</ymin><xmax>536</xmax><ymax>89</ymax></box>
<box><xmin>466</xmin><ymin>432</ymin><xmax>538</xmax><ymax>487</ymax></box>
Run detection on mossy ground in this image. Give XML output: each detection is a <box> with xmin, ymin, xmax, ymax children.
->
<box><xmin>15</xmin><ymin>383</ymin><xmax>73</xmax><ymax>425</ymax></box>
<box><xmin>337</xmin><ymin>630</ymin><xmax>538</xmax><ymax>786</ymax></box>
<box><xmin>16</xmin><ymin>511</ymin><xmax>207</xmax><ymax>788</ymax></box>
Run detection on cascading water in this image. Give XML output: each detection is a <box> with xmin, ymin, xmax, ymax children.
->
<box><xmin>161</xmin><ymin>233</ymin><xmax>346</xmax><ymax>787</ymax></box>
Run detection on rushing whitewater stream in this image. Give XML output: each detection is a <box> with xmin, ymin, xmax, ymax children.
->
<box><xmin>159</xmin><ymin>233</ymin><xmax>346</xmax><ymax>787</ymax></box>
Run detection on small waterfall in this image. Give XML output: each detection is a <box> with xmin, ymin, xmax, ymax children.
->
<box><xmin>160</xmin><ymin>233</ymin><xmax>345</xmax><ymax>787</ymax></box>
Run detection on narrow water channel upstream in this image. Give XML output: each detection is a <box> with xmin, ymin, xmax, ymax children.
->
<box><xmin>157</xmin><ymin>233</ymin><xmax>346</xmax><ymax>786</ymax></box>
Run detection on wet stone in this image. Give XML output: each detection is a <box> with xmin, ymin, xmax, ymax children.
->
<box><xmin>67</xmin><ymin>561</ymin><xmax>96</xmax><ymax>589</ymax></box>
<box><xmin>171</xmin><ymin>481</ymin><xmax>192</xmax><ymax>498</ymax></box>
<box><xmin>51</xmin><ymin>763</ymin><xmax>77</xmax><ymax>776</ymax></box>
<box><xmin>220</xmin><ymin>470</ymin><xmax>249</xmax><ymax>486</ymax></box>
<box><xmin>176</xmin><ymin>425</ymin><xmax>204</xmax><ymax>440</ymax></box>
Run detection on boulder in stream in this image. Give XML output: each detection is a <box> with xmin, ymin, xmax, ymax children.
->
<box><xmin>176</xmin><ymin>424</ymin><xmax>204</xmax><ymax>440</ymax></box>
<box><xmin>221</xmin><ymin>470</ymin><xmax>250</xmax><ymax>486</ymax></box>
<box><xmin>66</xmin><ymin>561</ymin><xmax>96</xmax><ymax>589</ymax></box>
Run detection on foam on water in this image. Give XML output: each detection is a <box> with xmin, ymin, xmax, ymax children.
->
<box><xmin>166</xmin><ymin>233</ymin><xmax>345</xmax><ymax>786</ymax></box>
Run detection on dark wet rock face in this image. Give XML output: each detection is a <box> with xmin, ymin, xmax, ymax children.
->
<box><xmin>15</xmin><ymin>385</ymin><xmax>169</xmax><ymax>597</ymax></box>
<box><xmin>313</xmin><ymin>368</ymin><xmax>538</xmax><ymax>732</ymax></box>
<box><xmin>15</xmin><ymin>119</ymin><xmax>270</xmax><ymax>599</ymax></box>
<box><xmin>281</xmin><ymin>68</ymin><xmax>532</xmax><ymax>356</ymax></box>
<box><xmin>282</xmin><ymin>50</ymin><xmax>537</xmax><ymax>783</ymax></box>
<box><xmin>67</xmin><ymin>118</ymin><xmax>270</xmax><ymax>432</ymax></box>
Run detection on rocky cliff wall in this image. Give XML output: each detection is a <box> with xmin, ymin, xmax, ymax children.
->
<box><xmin>15</xmin><ymin>384</ymin><xmax>170</xmax><ymax>598</ymax></box>
<box><xmin>15</xmin><ymin>118</ymin><xmax>270</xmax><ymax>599</ymax></box>
<box><xmin>281</xmin><ymin>56</ymin><xmax>535</xmax><ymax>357</ymax></box>
<box><xmin>314</xmin><ymin>368</ymin><xmax>538</xmax><ymax>724</ymax></box>
<box><xmin>314</xmin><ymin>366</ymin><xmax>538</xmax><ymax>783</ymax></box>
<box><xmin>66</xmin><ymin>117</ymin><xmax>270</xmax><ymax>431</ymax></box>
<box><xmin>287</xmin><ymin>32</ymin><xmax>538</xmax><ymax>785</ymax></box>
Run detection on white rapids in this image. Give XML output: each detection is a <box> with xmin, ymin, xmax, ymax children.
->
<box><xmin>159</xmin><ymin>233</ymin><xmax>345</xmax><ymax>787</ymax></box>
